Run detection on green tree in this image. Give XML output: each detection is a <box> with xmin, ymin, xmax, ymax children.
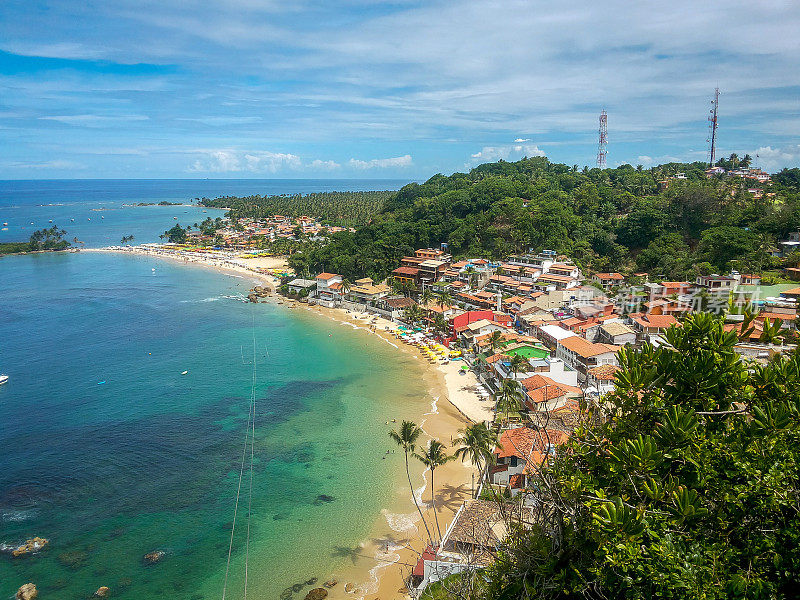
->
<box><xmin>453</xmin><ymin>423</ymin><xmax>499</xmax><ymax>498</ymax></box>
<box><xmin>162</xmin><ymin>224</ymin><xmax>187</xmax><ymax>244</ymax></box>
<box><xmin>495</xmin><ymin>378</ymin><xmax>524</xmax><ymax>425</ymax></box>
<box><xmin>389</xmin><ymin>421</ymin><xmax>434</xmax><ymax>546</ymax></box>
<box><xmin>485</xmin><ymin>313</ymin><xmax>800</xmax><ymax>600</ymax></box>
<box><xmin>414</xmin><ymin>440</ymin><xmax>455</xmax><ymax>543</ymax></box>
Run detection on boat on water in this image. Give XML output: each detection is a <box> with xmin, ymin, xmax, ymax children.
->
<box><xmin>181</xmin><ymin>370</ymin><xmax>188</xmax><ymax>375</ymax></box>
<box><xmin>2</xmin><ymin>222</ymin><xmax>7</xmax><ymax>226</ymax></box>
<box><xmin>0</xmin><ymin>375</ymin><xmax>8</xmax><ymax>385</ymax></box>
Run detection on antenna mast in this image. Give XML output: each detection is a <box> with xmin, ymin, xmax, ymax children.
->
<box><xmin>707</xmin><ymin>88</ymin><xmax>719</xmax><ymax>167</ymax></box>
<box><xmin>597</xmin><ymin>109</ymin><xmax>608</xmax><ymax>168</ymax></box>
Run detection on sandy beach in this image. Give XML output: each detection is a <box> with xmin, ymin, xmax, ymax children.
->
<box><xmin>93</xmin><ymin>245</ymin><xmax>489</xmax><ymax>600</ymax></box>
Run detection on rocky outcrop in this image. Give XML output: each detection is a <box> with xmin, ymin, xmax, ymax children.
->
<box><xmin>16</xmin><ymin>583</ymin><xmax>38</xmax><ymax>600</ymax></box>
<box><xmin>12</xmin><ymin>538</ymin><xmax>48</xmax><ymax>557</ymax></box>
<box><xmin>248</xmin><ymin>286</ymin><xmax>272</xmax><ymax>302</ymax></box>
<box><xmin>304</xmin><ymin>588</ymin><xmax>328</xmax><ymax>600</ymax></box>
<box><xmin>143</xmin><ymin>550</ymin><xmax>165</xmax><ymax>565</ymax></box>
<box><xmin>323</xmin><ymin>579</ymin><xmax>338</xmax><ymax>589</ymax></box>
<box><xmin>94</xmin><ymin>587</ymin><xmax>110</xmax><ymax>597</ymax></box>
<box><xmin>344</xmin><ymin>583</ymin><xmax>355</xmax><ymax>593</ymax></box>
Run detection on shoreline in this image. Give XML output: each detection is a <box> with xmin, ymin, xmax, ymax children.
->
<box><xmin>86</xmin><ymin>244</ymin><xmax>489</xmax><ymax>600</ymax></box>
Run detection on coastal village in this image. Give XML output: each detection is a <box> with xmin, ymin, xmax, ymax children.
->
<box><xmin>106</xmin><ymin>212</ymin><xmax>800</xmax><ymax>597</ymax></box>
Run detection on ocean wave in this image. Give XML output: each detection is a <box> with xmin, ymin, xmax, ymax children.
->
<box><xmin>381</xmin><ymin>508</ymin><xmax>418</xmax><ymax>533</ymax></box>
<box><xmin>359</xmin><ymin>546</ymin><xmax>402</xmax><ymax>598</ymax></box>
<box><xmin>179</xmin><ymin>297</ymin><xmax>220</xmax><ymax>303</ymax></box>
<box><xmin>423</xmin><ymin>396</ymin><xmax>439</xmax><ymax>416</ymax></box>
<box><xmin>340</xmin><ymin>322</ymin><xmax>360</xmax><ymax>330</ymax></box>
<box><xmin>1</xmin><ymin>508</ymin><xmax>38</xmax><ymax>523</ymax></box>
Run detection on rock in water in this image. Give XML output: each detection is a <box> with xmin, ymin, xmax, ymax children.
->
<box><xmin>323</xmin><ymin>579</ymin><xmax>338</xmax><ymax>589</ymax></box>
<box><xmin>303</xmin><ymin>588</ymin><xmax>328</xmax><ymax>600</ymax></box>
<box><xmin>16</xmin><ymin>583</ymin><xmax>38</xmax><ymax>600</ymax></box>
<box><xmin>94</xmin><ymin>587</ymin><xmax>110</xmax><ymax>597</ymax></box>
<box><xmin>344</xmin><ymin>583</ymin><xmax>355</xmax><ymax>593</ymax></box>
<box><xmin>305</xmin><ymin>578</ymin><xmax>318</xmax><ymax>586</ymax></box>
<box><xmin>12</xmin><ymin>537</ymin><xmax>49</xmax><ymax>557</ymax></box>
<box><xmin>143</xmin><ymin>550</ymin><xmax>165</xmax><ymax>565</ymax></box>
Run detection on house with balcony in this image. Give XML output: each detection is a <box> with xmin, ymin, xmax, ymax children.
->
<box><xmin>520</xmin><ymin>374</ymin><xmax>582</xmax><ymax>412</ymax></box>
<box><xmin>592</xmin><ymin>272</ymin><xmax>626</xmax><ymax>290</ymax></box>
<box><xmin>597</xmin><ymin>321</ymin><xmax>636</xmax><ymax>346</ymax></box>
<box><xmin>314</xmin><ymin>272</ymin><xmax>343</xmax><ymax>304</ymax></box>
<box><xmin>555</xmin><ymin>336</ymin><xmax>620</xmax><ymax>381</ymax></box>
<box><xmin>348</xmin><ymin>277</ymin><xmax>392</xmax><ymax>303</ymax></box>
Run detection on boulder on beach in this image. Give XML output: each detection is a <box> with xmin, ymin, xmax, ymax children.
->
<box><xmin>303</xmin><ymin>588</ymin><xmax>328</xmax><ymax>600</ymax></box>
<box><xmin>94</xmin><ymin>586</ymin><xmax>111</xmax><ymax>598</ymax></box>
<box><xmin>143</xmin><ymin>550</ymin><xmax>165</xmax><ymax>565</ymax></box>
<box><xmin>16</xmin><ymin>583</ymin><xmax>38</xmax><ymax>600</ymax></box>
<box><xmin>344</xmin><ymin>583</ymin><xmax>355</xmax><ymax>593</ymax></box>
<box><xmin>323</xmin><ymin>579</ymin><xmax>338</xmax><ymax>589</ymax></box>
<box><xmin>12</xmin><ymin>537</ymin><xmax>48</xmax><ymax>557</ymax></box>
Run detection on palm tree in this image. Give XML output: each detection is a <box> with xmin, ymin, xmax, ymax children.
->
<box><xmin>496</xmin><ymin>378</ymin><xmax>524</xmax><ymax>426</ymax></box>
<box><xmin>760</xmin><ymin>317</ymin><xmax>784</xmax><ymax>345</ymax></box>
<box><xmin>340</xmin><ymin>278</ymin><xmax>352</xmax><ymax>302</ymax></box>
<box><xmin>404</xmin><ymin>304</ymin><xmax>423</xmax><ymax>327</ymax></box>
<box><xmin>420</xmin><ymin>287</ymin><xmax>434</xmax><ymax>312</ymax></box>
<box><xmin>487</xmin><ymin>330</ymin><xmax>503</xmax><ymax>353</ymax></box>
<box><xmin>434</xmin><ymin>289</ymin><xmax>452</xmax><ymax>312</ymax></box>
<box><xmin>453</xmin><ymin>423</ymin><xmax>498</xmax><ymax>498</ymax></box>
<box><xmin>508</xmin><ymin>353</ymin><xmax>529</xmax><ymax>381</ymax></box>
<box><xmin>413</xmin><ymin>439</ymin><xmax>454</xmax><ymax>542</ymax></box>
<box><xmin>390</xmin><ymin>421</ymin><xmax>434</xmax><ymax>545</ymax></box>
<box><xmin>433</xmin><ymin>313</ymin><xmax>448</xmax><ymax>338</ymax></box>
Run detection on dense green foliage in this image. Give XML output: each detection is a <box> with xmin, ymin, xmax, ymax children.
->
<box><xmin>482</xmin><ymin>314</ymin><xmax>800</xmax><ymax>599</ymax></box>
<box><xmin>1</xmin><ymin>225</ymin><xmax>71</xmax><ymax>254</ymax></box>
<box><xmin>161</xmin><ymin>224</ymin><xmax>188</xmax><ymax>244</ymax></box>
<box><xmin>199</xmin><ymin>190</ymin><xmax>394</xmax><ymax>227</ymax></box>
<box><xmin>287</xmin><ymin>158</ymin><xmax>800</xmax><ymax>281</ymax></box>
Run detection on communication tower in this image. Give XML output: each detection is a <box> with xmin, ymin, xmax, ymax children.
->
<box><xmin>597</xmin><ymin>110</ymin><xmax>608</xmax><ymax>168</ymax></box>
<box><xmin>707</xmin><ymin>88</ymin><xmax>720</xmax><ymax>167</ymax></box>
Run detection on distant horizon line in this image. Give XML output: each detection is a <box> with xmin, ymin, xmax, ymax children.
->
<box><xmin>0</xmin><ymin>177</ymin><xmax>419</xmax><ymax>182</ymax></box>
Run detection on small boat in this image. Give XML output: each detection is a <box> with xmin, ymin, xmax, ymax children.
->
<box><xmin>2</xmin><ymin>222</ymin><xmax>7</xmax><ymax>226</ymax></box>
<box><xmin>97</xmin><ymin>380</ymin><xmax>106</xmax><ymax>385</ymax></box>
<box><xmin>0</xmin><ymin>374</ymin><xmax>8</xmax><ymax>385</ymax></box>
<box><xmin>71</xmin><ymin>218</ymin><xmax>75</xmax><ymax>222</ymax></box>
<box><xmin>49</xmin><ymin>219</ymin><xmax>53</xmax><ymax>223</ymax></box>
<box><xmin>181</xmin><ymin>370</ymin><xmax>188</xmax><ymax>375</ymax></box>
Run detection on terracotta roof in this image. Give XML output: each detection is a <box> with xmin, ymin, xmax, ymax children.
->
<box><xmin>315</xmin><ymin>272</ymin><xmax>340</xmax><ymax>281</ymax></box>
<box><xmin>385</xmin><ymin>297</ymin><xmax>416</xmax><ymax>309</ymax></box>
<box><xmin>494</xmin><ymin>427</ymin><xmax>569</xmax><ymax>461</ymax></box>
<box><xmin>392</xmin><ymin>266</ymin><xmax>419</xmax><ymax>276</ymax></box>
<box><xmin>589</xmin><ymin>364</ymin><xmax>619</xmax><ymax>381</ymax></box>
<box><xmin>485</xmin><ymin>353</ymin><xmax>510</xmax><ymax>364</ymax></box>
<box><xmin>631</xmin><ymin>313</ymin><xmax>679</xmax><ymax>329</ymax></box>
<box><xmin>594</xmin><ymin>272</ymin><xmax>625</xmax><ymax>280</ymax></box>
<box><xmin>520</xmin><ymin>374</ymin><xmax>582</xmax><ymax>404</ymax></box>
<box><xmin>508</xmin><ymin>474</ymin><xmax>524</xmax><ymax>489</ymax></box>
<box><xmin>559</xmin><ymin>336</ymin><xmax>619</xmax><ymax>358</ymax></box>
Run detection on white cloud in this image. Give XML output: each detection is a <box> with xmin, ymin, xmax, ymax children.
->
<box><xmin>309</xmin><ymin>159</ymin><xmax>341</xmax><ymax>170</ymax></box>
<box><xmin>347</xmin><ymin>155</ymin><xmax>412</xmax><ymax>169</ymax></box>
<box><xmin>188</xmin><ymin>149</ymin><xmax>302</xmax><ymax>173</ymax></box>
<box><xmin>637</xmin><ymin>155</ymin><xmax>653</xmax><ymax>165</ymax></box>
<box><xmin>39</xmin><ymin>115</ymin><xmax>150</xmax><ymax>126</ymax></box>
<box><xmin>7</xmin><ymin>159</ymin><xmax>86</xmax><ymax>170</ymax></box>
<box><xmin>749</xmin><ymin>145</ymin><xmax>800</xmax><ymax>172</ymax></box>
<box><xmin>469</xmin><ymin>144</ymin><xmax>546</xmax><ymax>165</ymax></box>
<box><xmin>178</xmin><ymin>116</ymin><xmax>263</xmax><ymax>126</ymax></box>
<box><xmin>514</xmin><ymin>138</ymin><xmax>530</xmax><ymax>143</ymax></box>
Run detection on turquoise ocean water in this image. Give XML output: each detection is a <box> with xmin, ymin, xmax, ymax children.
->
<box><xmin>0</xmin><ymin>180</ymin><xmax>428</xmax><ymax>600</ymax></box>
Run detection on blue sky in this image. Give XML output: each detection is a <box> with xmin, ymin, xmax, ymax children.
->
<box><xmin>1</xmin><ymin>0</ymin><xmax>799</xmax><ymax>179</ymax></box>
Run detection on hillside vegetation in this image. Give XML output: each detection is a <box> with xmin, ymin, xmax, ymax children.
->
<box><xmin>468</xmin><ymin>314</ymin><xmax>800</xmax><ymax>599</ymax></box>
<box><xmin>199</xmin><ymin>190</ymin><xmax>394</xmax><ymax>227</ymax></box>
<box><xmin>287</xmin><ymin>158</ymin><xmax>800</xmax><ymax>281</ymax></box>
